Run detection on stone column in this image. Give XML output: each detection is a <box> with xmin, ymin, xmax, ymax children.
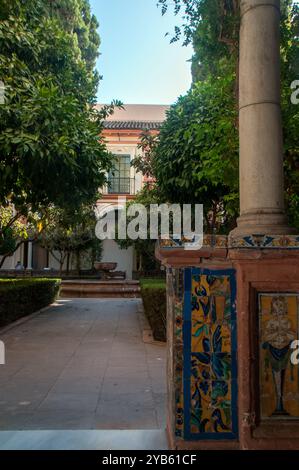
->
<box><xmin>27</xmin><ymin>241</ymin><xmax>33</xmax><ymax>270</ymax></box>
<box><xmin>233</xmin><ymin>0</ymin><xmax>294</xmax><ymax>236</ymax></box>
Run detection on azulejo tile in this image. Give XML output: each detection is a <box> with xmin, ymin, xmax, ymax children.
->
<box><xmin>210</xmin><ymin>323</ymin><xmax>231</xmax><ymax>354</ymax></box>
<box><xmin>171</xmin><ymin>267</ymin><xmax>237</xmax><ymax>440</ymax></box>
<box><xmin>191</xmin><ymin>407</ymin><xmax>212</xmax><ymax>434</ymax></box>
<box><xmin>259</xmin><ymin>293</ymin><xmax>299</xmax><ymax>419</ymax></box>
<box><xmin>159</xmin><ymin>235</ymin><xmax>228</xmax><ymax>250</ymax></box>
<box><xmin>192</xmin><ymin>322</ymin><xmax>210</xmax><ymax>353</ymax></box>
<box><xmin>211</xmin><ymin>380</ymin><xmax>231</xmax><ymax>406</ymax></box>
<box><xmin>210</xmin><ymin>406</ymin><xmax>232</xmax><ymax>433</ymax></box>
<box><xmin>191</xmin><ymin>376</ymin><xmax>211</xmax><ymax>411</ymax></box>
<box><xmin>190</xmin><ymin>405</ymin><xmax>232</xmax><ymax>434</ymax></box>
<box><xmin>229</xmin><ymin>234</ymin><xmax>299</xmax><ymax>249</ymax></box>
<box><xmin>186</xmin><ymin>269</ymin><xmax>237</xmax><ymax>439</ymax></box>
<box><xmin>210</xmin><ymin>353</ymin><xmax>232</xmax><ymax>380</ymax></box>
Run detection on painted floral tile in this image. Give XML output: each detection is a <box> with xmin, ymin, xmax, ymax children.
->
<box><xmin>188</xmin><ymin>270</ymin><xmax>237</xmax><ymax>438</ymax></box>
<box><xmin>192</xmin><ymin>321</ymin><xmax>210</xmax><ymax>352</ymax></box>
<box><xmin>190</xmin><ymin>406</ymin><xmax>232</xmax><ymax>434</ymax></box>
<box><xmin>210</xmin><ymin>406</ymin><xmax>232</xmax><ymax>433</ymax></box>
<box><xmin>259</xmin><ymin>294</ymin><xmax>299</xmax><ymax>419</ymax></box>
<box><xmin>191</xmin><ymin>375</ymin><xmax>211</xmax><ymax>411</ymax></box>
<box><xmin>190</xmin><ymin>408</ymin><xmax>212</xmax><ymax>434</ymax></box>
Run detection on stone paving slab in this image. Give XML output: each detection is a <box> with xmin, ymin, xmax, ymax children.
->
<box><xmin>0</xmin><ymin>430</ymin><xmax>168</xmax><ymax>450</ymax></box>
<box><xmin>0</xmin><ymin>299</ymin><xmax>166</xmax><ymax>430</ymax></box>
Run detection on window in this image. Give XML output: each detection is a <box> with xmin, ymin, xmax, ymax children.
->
<box><xmin>108</xmin><ymin>155</ymin><xmax>132</xmax><ymax>194</ymax></box>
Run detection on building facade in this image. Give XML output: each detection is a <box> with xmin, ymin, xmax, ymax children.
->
<box><xmin>98</xmin><ymin>104</ymin><xmax>169</xmax><ymax>279</ymax></box>
<box><xmin>0</xmin><ymin>105</ymin><xmax>169</xmax><ymax>277</ymax></box>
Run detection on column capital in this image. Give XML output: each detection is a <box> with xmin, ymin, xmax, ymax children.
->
<box><xmin>240</xmin><ymin>0</ymin><xmax>280</xmax><ymax>17</ymax></box>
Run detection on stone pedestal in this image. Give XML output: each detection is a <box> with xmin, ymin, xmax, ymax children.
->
<box><xmin>157</xmin><ymin>235</ymin><xmax>299</xmax><ymax>450</ymax></box>
<box><xmin>230</xmin><ymin>246</ymin><xmax>299</xmax><ymax>449</ymax></box>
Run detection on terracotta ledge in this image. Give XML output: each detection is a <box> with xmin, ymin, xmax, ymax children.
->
<box><xmin>156</xmin><ymin>246</ymin><xmax>228</xmax><ymax>268</ymax></box>
<box><xmin>156</xmin><ymin>235</ymin><xmax>228</xmax><ymax>267</ymax></box>
<box><xmin>229</xmin><ymin>249</ymin><xmax>299</xmax><ymax>260</ymax></box>
<box><xmin>156</xmin><ymin>234</ymin><xmax>299</xmax><ymax>267</ymax></box>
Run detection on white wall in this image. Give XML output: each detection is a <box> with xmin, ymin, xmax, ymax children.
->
<box><xmin>0</xmin><ymin>245</ymin><xmax>24</xmax><ymax>270</ymax></box>
<box><xmin>101</xmin><ymin>240</ymin><xmax>134</xmax><ymax>280</ymax></box>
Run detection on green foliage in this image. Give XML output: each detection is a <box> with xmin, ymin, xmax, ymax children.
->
<box><xmin>39</xmin><ymin>205</ymin><xmax>101</xmax><ymax>273</ymax></box>
<box><xmin>157</xmin><ymin>0</ymin><xmax>299</xmax><ymax>231</ymax></box>
<box><xmin>281</xmin><ymin>2</ymin><xmax>299</xmax><ymax>229</ymax></box>
<box><xmin>0</xmin><ymin>278</ymin><xmax>61</xmax><ymax>327</ymax></box>
<box><xmin>0</xmin><ymin>207</ymin><xmax>27</xmax><ymax>257</ymax></box>
<box><xmin>0</xmin><ymin>206</ymin><xmax>41</xmax><ymax>267</ymax></box>
<box><xmin>154</xmin><ymin>75</ymin><xmax>238</xmax><ymax>200</ymax></box>
<box><xmin>116</xmin><ymin>185</ymin><xmax>162</xmax><ymax>269</ymax></box>
<box><xmin>0</xmin><ymin>0</ymin><xmax>113</xmax><ymax>213</ymax></box>
<box><xmin>154</xmin><ymin>1</ymin><xmax>240</xmax><ymax>233</ymax></box>
<box><xmin>140</xmin><ymin>280</ymin><xmax>166</xmax><ymax>342</ymax></box>
<box><xmin>131</xmin><ymin>130</ymin><xmax>159</xmax><ymax>179</ymax></box>
<box><xmin>140</xmin><ymin>278</ymin><xmax>166</xmax><ymax>289</ymax></box>
<box><xmin>158</xmin><ymin>0</ymin><xmax>239</xmax><ymax>80</ymax></box>
<box><xmin>152</xmin><ymin>75</ymin><xmax>239</xmax><ymax>232</ymax></box>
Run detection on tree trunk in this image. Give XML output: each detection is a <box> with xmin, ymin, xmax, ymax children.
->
<box><xmin>66</xmin><ymin>253</ymin><xmax>70</xmax><ymax>275</ymax></box>
<box><xmin>76</xmin><ymin>251</ymin><xmax>81</xmax><ymax>275</ymax></box>
<box><xmin>0</xmin><ymin>240</ymin><xmax>24</xmax><ymax>269</ymax></box>
<box><xmin>0</xmin><ymin>255</ymin><xmax>7</xmax><ymax>269</ymax></box>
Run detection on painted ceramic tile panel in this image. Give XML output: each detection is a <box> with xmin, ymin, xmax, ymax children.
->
<box><xmin>171</xmin><ymin>269</ymin><xmax>185</xmax><ymax>438</ymax></box>
<box><xmin>166</xmin><ymin>269</ymin><xmax>175</xmax><ymax>436</ymax></box>
<box><xmin>259</xmin><ymin>294</ymin><xmax>299</xmax><ymax>419</ymax></box>
<box><xmin>190</xmin><ymin>272</ymin><xmax>237</xmax><ymax>436</ymax></box>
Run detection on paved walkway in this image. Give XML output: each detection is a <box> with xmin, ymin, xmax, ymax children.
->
<box><xmin>0</xmin><ymin>430</ymin><xmax>168</xmax><ymax>450</ymax></box>
<box><xmin>0</xmin><ymin>299</ymin><xmax>166</xmax><ymax>431</ymax></box>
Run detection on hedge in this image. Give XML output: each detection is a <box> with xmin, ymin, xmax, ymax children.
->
<box><xmin>140</xmin><ymin>278</ymin><xmax>167</xmax><ymax>342</ymax></box>
<box><xmin>0</xmin><ymin>278</ymin><xmax>61</xmax><ymax>328</ymax></box>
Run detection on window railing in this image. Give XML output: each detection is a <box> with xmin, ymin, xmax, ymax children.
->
<box><xmin>108</xmin><ymin>177</ymin><xmax>135</xmax><ymax>195</ymax></box>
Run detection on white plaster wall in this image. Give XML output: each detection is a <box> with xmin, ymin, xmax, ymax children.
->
<box><xmin>48</xmin><ymin>252</ymin><xmax>64</xmax><ymax>271</ymax></box>
<box><xmin>101</xmin><ymin>239</ymin><xmax>134</xmax><ymax>280</ymax></box>
<box><xmin>0</xmin><ymin>245</ymin><xmax>24</xmax><ymax>270</ymax></box>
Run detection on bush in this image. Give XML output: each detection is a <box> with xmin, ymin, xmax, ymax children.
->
<box><xmin>140</xmin><ymin>278</ymin><xmax>166</xmax><ymax>342</ymax></box>
<box><xmin>0</xmin><ymin>278</ymin><xmax>61</xmax><ymax>328</ymax></box>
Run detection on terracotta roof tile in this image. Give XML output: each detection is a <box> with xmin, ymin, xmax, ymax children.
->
<box><xmin>103</xmin><ymin>120</ymin><xmax>163</xmax><ymax>130</ymax></box>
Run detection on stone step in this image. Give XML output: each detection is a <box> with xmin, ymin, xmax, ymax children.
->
<box><xmin>60</xmin><ymin>280</ymin><xmax>141</xmax><ymax>298</ymax></box>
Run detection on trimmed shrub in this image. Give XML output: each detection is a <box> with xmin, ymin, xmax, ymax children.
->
<box><xmin>0</xmin><ymin>278</ymin><xmax>61</xmax><ymax>328</ymax></box>
<box><xmin>140</xmin><ymin>278</ymin><xmax>166</xmax><ymax>342</ymax></box>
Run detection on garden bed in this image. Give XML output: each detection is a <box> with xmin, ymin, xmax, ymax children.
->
<box><xmin>140</xmin><ymin>278</ymin><xmax>166</xmax><ymax>342</ymax></box>
<box><xmin>0</xmin><ymin>278</ymin><xmax>61</xmax><ymax>328</ymax></box>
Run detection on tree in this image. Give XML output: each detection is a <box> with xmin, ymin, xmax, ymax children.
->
<box><xmin>0</xmin><ymin>207</ymin><xmax>30</xmax><ymax>268</ymax></box>
<box><xmin>116</xmin><ymin>185</ymin><xmax>163</xmax><ymax>272</ymax></box>
<box><xmin>0</xmin><ymin>0</ymin><xmax>119</xmax><ymax>259</ymax></box>
<box><xmin>157</xmin><ymin>0</ymin><xmax>299</xmax><ymax>231</ymax></box>
<box><xmin>146</xmin><ymin>74</ymin><xmax>238</xmax><ymax>233</ymax></box>
<box><xmin>39</xmin><ymin>205</ymin><xmax>102</xmax><ymax>275</ymax></box>
<box><xmin>0</xmin><ymin>0</ymin><xmax>110</xmax><ymax>212</ymax></box>
<box><xmin>281</xmin><ymin>3</ymin><xmax>299</xmax><ymax>229</ymax></box>
<box><xmin>131</xmin><ymin>130</ymin><xmax>159</xmax><ymax>180</ymax></box>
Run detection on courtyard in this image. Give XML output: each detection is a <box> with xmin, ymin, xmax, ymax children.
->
<box><xmin>0</xmin><ymin>299</ymin><xmax>166</xmax><ymax>431</ymax></box>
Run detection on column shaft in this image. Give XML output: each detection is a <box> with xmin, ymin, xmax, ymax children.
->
<box><xmin>27</xmin><ymin>241</ymin><xmax>33</xmax><ymax>270</ymax></box>
<box><xmin>233</xmin><ymin>0</ymin><xmax>294</xmax><ymax>235</ymax></box>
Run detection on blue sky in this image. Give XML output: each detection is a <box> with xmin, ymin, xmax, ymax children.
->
<box><xmin>89</xmin><ymin>0</ymin><xmax>193</xmax><ymax>105</ymax></box>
